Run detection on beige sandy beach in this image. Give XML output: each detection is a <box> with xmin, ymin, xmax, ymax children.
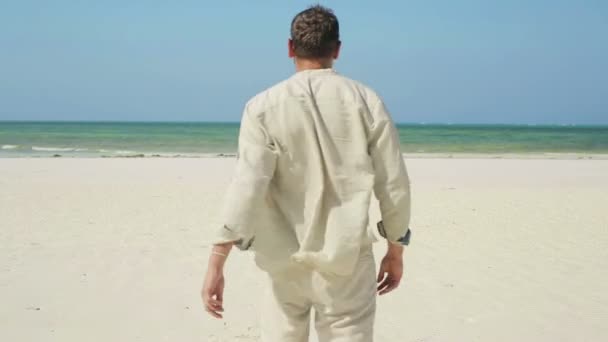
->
<box><xmin>1</xmin><ymin>157</ymin><xmax>607</xmax><ymax>342</ymax></box>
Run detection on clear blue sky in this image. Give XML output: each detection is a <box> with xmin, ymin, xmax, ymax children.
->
<box><xmin>1</xmin><ymin>0</ymin><xmax>606</xmax><ymax>124</ymax></box>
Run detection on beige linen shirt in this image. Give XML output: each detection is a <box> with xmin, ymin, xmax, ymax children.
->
<box><xmin>213</xmin><ymin>68</ymin><xmax>411</xmax><ymax>276</ymax></box>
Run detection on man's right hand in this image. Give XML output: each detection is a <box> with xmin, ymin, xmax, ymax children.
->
<box><xmin>376</xmin><ymin>243</ymin><xmax>404</xmax><ymax>295</ymax></box>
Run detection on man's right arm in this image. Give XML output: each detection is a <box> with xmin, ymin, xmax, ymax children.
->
<box><xmin>368</xmin><ymin>99</ymin><xmax>411</xmax><ymax>295</ymax></box>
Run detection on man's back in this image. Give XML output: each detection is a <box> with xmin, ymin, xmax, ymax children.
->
<box><xmin>202</xmin><ymin>6</ymin><xmax>411</xmax><ymax>340</ymax></box>
<box><xmin>221</xmin><ymin>68</ymin><xmax>410</xmax><ymax>276</ymax></box>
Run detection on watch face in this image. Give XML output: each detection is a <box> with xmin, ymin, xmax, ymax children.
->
<box><xmin>397</xmin><ymin>229</ymin><xmax>411</xmax><ymax>245</ymax></box>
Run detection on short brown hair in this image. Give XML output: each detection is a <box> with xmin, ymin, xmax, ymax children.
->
<box><xmin>290</xmin><ymin>5</ymin><xmax>340</xmax><ymax>59</ymax></box>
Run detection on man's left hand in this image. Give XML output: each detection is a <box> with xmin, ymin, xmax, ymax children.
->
<box><xmin>202</xmin><ymin>266</ymin><xmax>225</xmax><ymax>318</ymax></box>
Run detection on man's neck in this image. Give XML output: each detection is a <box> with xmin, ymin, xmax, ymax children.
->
<box><xmin>294</xmin><ymin>57</ymin><xmax>334</xmax><ymax>72</ymax></box>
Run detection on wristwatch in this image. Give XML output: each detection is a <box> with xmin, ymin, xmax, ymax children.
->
<box><xmin>377</xmin><ymin>221</ymin><xmax>411</xmax><ymax>246</ymax></box>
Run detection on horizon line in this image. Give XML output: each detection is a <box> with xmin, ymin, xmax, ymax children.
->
<box><xmin>1</xmin><ymin>119</ymin><xmax>607</xmax><ymax>127</ymax></box>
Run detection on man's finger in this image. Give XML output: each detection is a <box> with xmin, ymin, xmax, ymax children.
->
<box><xmin>377</xmin><ymin>267</ymin><xmax>386</xmax><ymax>282</ymax></box>
<box><xmin>208</xmin><ymin>298</ymin><xmax>224</xmax><ymax>311</ymax></box>
<box><xmin>379</xmin><ymin>286</ymin><xmax>395</xmax><ymax>295</ymax></box>
<box><xmin>379</xmin><ymin>280</ymin><xmax>400</xmax><ymax>295</ymax></box>
<box><xmin>377</xmin><ymin>276</ymin><xmax>391</xmax><ymax>292</ymax></box>
<box><xmin>202</xmin><ymin>292</ymin><xmax>223</xmax><ymax>311</ymax></box>
<box><xmin>205</xmin><ymin>305</ymin><xmax>223</xmax><ymax>319</ymax></box>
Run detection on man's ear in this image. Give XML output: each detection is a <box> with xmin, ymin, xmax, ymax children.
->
<box><xmin>288</xmin><ymin>39</ymin><xmax>296</xmax><ymax>58</ymax></box>
<box><xmin>333</xmin><ymin>40</ymin><xmax>342</xmax><ymax>60</ymax></box>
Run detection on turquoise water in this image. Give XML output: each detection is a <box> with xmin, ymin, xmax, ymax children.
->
<box><xmin>1</xmin><ymin>121</ymin><xmax>607</xmax><ymax>157</ymax></box>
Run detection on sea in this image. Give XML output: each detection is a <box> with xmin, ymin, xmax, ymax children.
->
<box><xmin>1</xmin><ymin>121</ymin><xmax>607</xmax><ymax>158</ymax></box>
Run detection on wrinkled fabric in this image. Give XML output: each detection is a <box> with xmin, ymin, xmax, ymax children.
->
<box><xmin>213</xmin><ymin>68</ymin><xmax>411</xmax><ymax>276</ymax></box>
<box><xmin>260</xmin><ymin>245</ymin><xmax>377</xmax><ymax>342</ymax></box>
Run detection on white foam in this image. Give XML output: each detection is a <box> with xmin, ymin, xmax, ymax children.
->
<box><xmin>97</xmin><ymin>149</ymin><xmax>139</xmax><ymax>155</ymax></box>
<box><xmin>32</xmin><ymin>146</ymin><xmax>76</xmax><ymax>152</ymax></box>
<box><xmin>97</xmin><ymin>148</ymin><xmax>138</xmax><ymax>156</ymax></box>
<box><xmin>1</xmin><ymin>144</ymin><xmax>18</xmax><ymax>149</ymax></box>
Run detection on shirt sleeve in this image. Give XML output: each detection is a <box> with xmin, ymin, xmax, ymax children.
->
<box><xmin>212</xmin><ymin>104</ymin><xmax>278</xmax><ymax>250</ymax></box>
<box><xmin>368</xmin><ymin>99</ymin><xmax>412</xmax><ymax>244</ymax></box>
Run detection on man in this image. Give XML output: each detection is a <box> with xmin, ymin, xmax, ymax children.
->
<box><xmin>202</xmin><ymin>5</ymin><xmax>411</xmax><ymax>342</ymax></box>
